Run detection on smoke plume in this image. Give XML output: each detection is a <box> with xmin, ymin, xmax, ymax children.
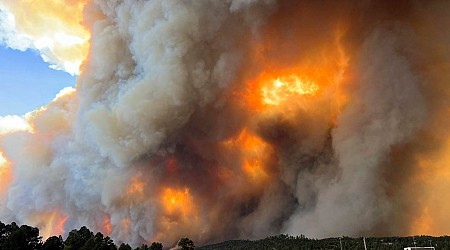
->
<box><xmin>1</xmin><ymin>0</ymin><xmax>450</xmax><ymax>247</ymax></box>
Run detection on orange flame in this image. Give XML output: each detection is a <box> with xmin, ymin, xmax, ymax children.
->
<box><xmin>222</xmin><ymin>129</ymin><xmax>273</xmax><ymax>183</ymax></box>
<box><xmin>161</xmin><ymin>187</ymin><xmax>195</xmax><ymax>217</ymax></box>
<box><xmin>409</xmin><ymin>137</ymin><xmax>450</xmax><ymax>235</ymax></box>
<box><xmin>240</xmin><ymin>22</ymin><xmax>349</xmax><ymax>116</ymax></box>
<box><xmin>242</xmin><ymin>67</ymin><xmax>344</xmax><ymax>112</ymax></box>
<box><xmin>28</xmin><ymin>210</ymin><xmax>67</xmax><ymax>239</ymax></box>
<box><xmin>153</xmin><ymin>187</ymin><xmax>200</xmax><ymax>243</ymax></box>
<box><xmin>262</xmin><ymin>75</ymin><xmax>319</xmax><ymax>105</ymax></box>
<box><xmin>243</xmin><ymin>159</ymin><xmax>268</xmax><ymax>181</ymax></box>
<box><xmin>103</xmin><ymin>216</ymin><xmax>112</xmax><ymax>236</ymax></box>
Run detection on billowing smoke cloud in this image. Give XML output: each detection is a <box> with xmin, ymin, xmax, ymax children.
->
<box><xmin>0</xmin><ymin>0</ymin><xmax>89</xmax><ymax>74</ymax></box>
<box><xmin>1</xmin><ymin>0</ymin><xmax>450</xmax><ymax>247</ymax></box>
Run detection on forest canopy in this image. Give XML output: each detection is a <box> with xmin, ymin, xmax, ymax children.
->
<box><xmin>2</xmin><ymin>220</ymin><xmax>450</xmax><ymax>250</ymax></box>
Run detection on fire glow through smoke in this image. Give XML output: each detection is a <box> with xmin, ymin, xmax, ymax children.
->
<box><xmin>1</xmin><ymin>0</ymin><xmax>450</xmax><ymax>247</ymax></box>
<box><xmin>259</xmin><ymin>74</ymin><xmax>319</xmax><ymax>106</ymax></box>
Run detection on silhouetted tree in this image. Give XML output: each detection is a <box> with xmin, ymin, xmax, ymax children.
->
<box><xmin>2</xmin><ymin>223</ymin><xmax>42</xmax><ymax>250</ymax></box>
<box><xmin>0</xmin><ymin>221</ymin><xmax>6</xmax><ymax>245</ymax></box>
<box><xmin>134</xmin><ymin>244</ymin><xmax>150</xmax><ymax>250</ymax></box>
<box><xmin>43</xmin><ymin>235</ymin><xmax>64</xmax><ymax>250</ymax></box>
<box><xmin>118</xmin><ymin>242</ymin><xmax>132</xmax><ymax>250</ymax></box>
<box><xmin>177</xmin><ymin>238</ymin><xmax>195</xmax><ymax>250</ymax></box>
<box><xmin>79</xmin><ymin>232</ymin><xmax>116</xmax><ymax>250</ymax></box>
<box><xmin>64</xmin><ymin>226</ymin><xmax>94</xmax><ymax>250</ymax></box>
<box><xmin>149</xmin><ymin>242</ymin><xmax>163</xmax><ymax>250</ymax></box>
<box><xmin>2</xmin><ymin>221</ymin><xmax>19</xmax><ymax>240</ymax></box>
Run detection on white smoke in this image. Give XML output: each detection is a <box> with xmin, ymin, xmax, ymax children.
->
<box><xmin>0</xmin><ymin>0</ymin><xmax>89</xmax><ymax>75</ymax></box>
<box><xmin>1</xmin><ymin>0</ymin><xmax>277</xmax><ymax>246</ymax></box>
<box><xmin>0</xmin><ymin>10</ymin><xmax>33</xmax><ymax>51</ymax></box>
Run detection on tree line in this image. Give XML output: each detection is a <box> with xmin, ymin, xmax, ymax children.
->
<box><xmin>0</xmin><ymin>221</ymin><xmax>195</xmax><ymax>250</ymax></box>
<box><xmin>4</xmin><ymin>220</ymin><xmax>450</xmax><ymax>250</ymax></box>
<box><xmin>198</xmin><ymin>234</ymin><xmax>450</xmax><ymax>250</ymax></box>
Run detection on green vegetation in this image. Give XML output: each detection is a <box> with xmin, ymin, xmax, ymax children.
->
<box><xmin>0</xmin><ymin>221</ymin><xmax>165</xmax><ymax>250</ymax></box>
<box><xmin>3</xmin><ymin>220</ymin><xmax>450</xmax><ymax>250</ymax></box>
<box><xmin>198</xmin><ymin>234</ymin><xmax>450</xmax><ymax>250</ymax></box>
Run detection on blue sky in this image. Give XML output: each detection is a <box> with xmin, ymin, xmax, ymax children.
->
<box><xmin>0</xmin><ymin>46</ymin><xmax>76</xmax><ymax>116</ymax></box>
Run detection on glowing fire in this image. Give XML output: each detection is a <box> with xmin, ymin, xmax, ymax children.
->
<box><xmin>161</xmin><ymin>187</ymin><xmax>195</xmax><ymax>217</ymax></box>
<box><xmin>102</xmin><ymin>216</ymin><xmax>112</xmax><ymax>236</ymax></box>
<box><xmin>243</xmin><ymin>160</ymin><xmax>268</xmax><ymax>181</ymax></box>
<box><xmin>409</xmin><ymin>138</ymin><xmax>450</xmax><ymax>236</ymax></box>
<box><xmin>262</xmin><ymin>75</ymin><xmax>319</xmax><ymax>105</ymax></box>
<box><xmin>241</xmin><ymin>23</ymin><xmax>350</xmax><ymax>115</ymax></box>
<box><xmin>222</xmin><ymin>129</ymin><xmax>273</xmax><ymax>183</ymax></box>
<box><xmin>237</xmin><ymin>130</ymin><xmax>271</xmax><ymax>181</ymax></box>
<box><xmin>410</xmin><ymin>206</ymin><xmax>433</xmax><ymax>235</ymax></box>
<box><xmin>242</xmin><ymin>68</ymin><xmax>340</xmax><ymax>111</ymax></box>
<box><xmin>28</xmin><ymin>210</ymin><xmax>67</xmax><ymax>239</ymax></box>
<box><xmin>153</xmin><ymin>187</ymin><xmax>200</xmax><ymax>243</ymax></box>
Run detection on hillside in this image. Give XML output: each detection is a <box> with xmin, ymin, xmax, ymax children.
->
<box><xmin>198</xmin><ymin>234</ymin><xmax>450</xmax><ymax>250</ymax></box>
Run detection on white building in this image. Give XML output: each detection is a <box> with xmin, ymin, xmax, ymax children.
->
<box><xmin>404</xmin><ymin>247</ymin><xmax>435</xmax><ymax>250</ymax></box>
